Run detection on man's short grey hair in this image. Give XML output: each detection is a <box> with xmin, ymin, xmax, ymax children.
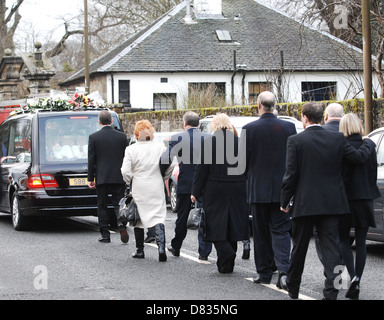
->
<box><xmin>257</xmin><ymin>91</ymin><xmax>276</xmax><ymax>112</ymax></box>
<box><xmin>99</xmin><ymin>110</ymin><xmax>112</xmax><ymax>125</ymax></box>
<box><xmin>325</xmin><ymin>103</ymin><xmax>344</xmax><ymax>118</ymax></box>
<box><xmin>183</xmin><ymin>111</ymin><xmax>200</xmax><ymax>127</ymax></box>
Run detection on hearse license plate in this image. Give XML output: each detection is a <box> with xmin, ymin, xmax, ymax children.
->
<box><xmin>69</xmin><ymin>178</ymin><xmax>88</xmax><ymax>186</ymax></box>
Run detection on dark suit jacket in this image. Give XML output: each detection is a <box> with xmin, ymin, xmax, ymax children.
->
<box><xmin>160</xmin><ymin>128</ymin><xmax>209</xmax><ymax>195</ymax></box>
<box><xmin>241</xmin><ymin>113</ymin><xmax>297</xmax><ymax>203</ymax></box>
<box><xmin>88</xmin><ymin>126</ymin><xmax>128</xmax><ymax>185</ymax></box>
<box><xmin>343</xmin><ymin>134</ymin><xmax>380</xmax><ymax>200</ymax></box>
<box><xmin>280</xmin><ymin>126</ymin><xmax>376</xmax><ymax>219</ymax></box>
<box><xmin>322</xmin><ymin>120</ymin><xmax>340</xmax><ymax>132</ymax></box>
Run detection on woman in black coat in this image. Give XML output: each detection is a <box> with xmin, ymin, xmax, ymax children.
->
<box><xmin>191</xmin><ymin>114</ymin><xmax>249</xmax><ymax>274</ymax></box>
<box><xmin>339</xmin><ymin>113</ymin><xmax>381</xmax><ymax>300</ymax></box>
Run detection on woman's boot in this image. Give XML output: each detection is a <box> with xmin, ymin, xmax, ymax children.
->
<box><xmin>155</xmin><ymin>223</ymin><xmax>167</xmax><ymax>262</ymax></box>
<box><xmin>345</xmin><ymin>276</ymin><xmax>360</xmax><ymax>300</ymax></box>
<box><xmin>132</xmin><ymin>227</ymin><xmax>145</xmax><ymax>259</ymax></box>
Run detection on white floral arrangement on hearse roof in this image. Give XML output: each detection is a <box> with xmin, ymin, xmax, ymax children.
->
<box><xmin>11</xmin><ymin>91</ymin><xmax>107</xmax><ymax>115</ymax></box>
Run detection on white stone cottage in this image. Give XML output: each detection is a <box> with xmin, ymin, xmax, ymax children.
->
<box><xmin>60</xmin><ymin>0</ymin><xmax>376</xmax><ymax>110</ymax></box>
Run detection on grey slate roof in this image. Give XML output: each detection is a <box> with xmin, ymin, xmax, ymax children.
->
<box><xmin>62</xmin><ymin>0</ymin><xmax>364</xmax><ymax>85</ymax></box>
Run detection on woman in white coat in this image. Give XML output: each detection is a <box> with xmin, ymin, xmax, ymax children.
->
<box><xmin>121</xmin><ymin>120</ymin><xmax>174</xmax><ymax>261</ymax></box>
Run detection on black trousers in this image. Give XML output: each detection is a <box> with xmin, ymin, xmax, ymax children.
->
<box><xmin>214</xmin><ymin>241</ymin><xmax>237</xmax><ymax>273</ymax></box>
<box><xmin>96</xmin><ymin>183</ymin><xmax>126</xmax><ymax>238</ymax></box>
<box><xmin>287</xmin><ymin>215</ymin><xmax>342</xmax><ymax>300</ymax></box>
<box><xmin>171</xmin><ymin>194</ymin><xmax>212</xmax><ymax>256</ymax></box>
<box><xmin>339</xmin><ymin>200</ymin><xmax>373</xmax><ymax>280</ymax></box>
<box><xmin>251</xmin><ymin>203</ymin><xmax>291</xmax><ymax>281</ymax></box>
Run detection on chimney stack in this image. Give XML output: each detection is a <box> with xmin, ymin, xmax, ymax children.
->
<box><xmin>194</xmin><ymin>0</ymin><xmax>223</xmax><ymax>19</ymax></box>
<box><xmin>184</xmin><ymin>0</ymin><xmax>194</xmax><ymax>24</ymax></box>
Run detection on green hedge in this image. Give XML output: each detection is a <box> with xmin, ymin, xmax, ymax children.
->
<box><xmin>119</xmin><ymin>98</ymin><xmax>384</xmax><ymax>134</ymax></box>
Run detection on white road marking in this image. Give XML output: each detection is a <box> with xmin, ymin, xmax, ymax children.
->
<box><xmin>145</xmin><ymin>243</ymin><xmax>211</xmax><ymax>264</ymax></box>
<box><xmin>148</xmin><ymin>244</ymin><xmax>316</xmax><ymax>299</ymax></box>
<box><xmin>71</xmin><ymin>217</ymin><xmax>317</xmax><ymax>300</ymax></box>
<box><xmin>244</xmin><ymin>278</ymin><xmax>316</xmax><ymax>300</ymax></box>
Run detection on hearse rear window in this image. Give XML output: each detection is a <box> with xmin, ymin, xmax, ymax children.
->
<box><xmin>39</xmin><ymin>115</ymin><xmax>101</xmax><ymax>164</ymax></box>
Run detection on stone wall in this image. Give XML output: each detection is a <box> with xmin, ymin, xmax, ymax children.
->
<box><xmin>119</xmin><ymin>98</ymin><xmax>384</xmax><ymax>136</ymax></box>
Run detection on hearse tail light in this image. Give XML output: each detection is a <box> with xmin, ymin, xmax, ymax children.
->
<box><xmin>27</xmin><ymin>174</ymin><xmax>58</xmax><ymax>189</ymax></box>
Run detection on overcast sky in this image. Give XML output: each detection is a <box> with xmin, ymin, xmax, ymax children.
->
<box><xmin>18</xmin><ymin>0</ymin><xmax>82</xmax><ymax>41</ymax></box>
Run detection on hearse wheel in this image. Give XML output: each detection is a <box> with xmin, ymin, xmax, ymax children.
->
<box><xmin>11</xmin><ymin>193</ymin><xmax>29</xmax><ymax>231</ymax></box>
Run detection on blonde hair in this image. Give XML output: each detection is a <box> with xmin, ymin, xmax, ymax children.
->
<box><xmin>339</xmin><ymin>113</ymin><xmax>364</xmax><ymax>137</ymax></box>
<box><xmin>134</xmin><ymin>120</ymin><xmax>155</xmax><ymax>141</ymax></box>
<box><xmin>210</xmin><ymin>113</ymin><xmax>234</xmax><ymax>133</ymax></box>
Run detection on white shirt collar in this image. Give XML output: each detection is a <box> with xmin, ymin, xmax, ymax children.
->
<box><xmin>306</xmin><ymin>124</ymin><xmax>321</xmax><ymax>129</ymax></box>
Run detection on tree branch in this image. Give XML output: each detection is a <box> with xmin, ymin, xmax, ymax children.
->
<box><xmin>46</xmin><ymin>22</ymin><xmax>84</xmax><ymax>57</ymax></box>
<box><xmin>4</xmin><ymin>0</ymin><xmax>23</xmax><ymax>24</ymax></box>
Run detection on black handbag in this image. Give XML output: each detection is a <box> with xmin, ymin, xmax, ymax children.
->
<box><xmin>187</xmin><ymin>202</ymin><xmax>205</xmax><ymax>230</ymax></box>
<box><xmin>118</xmin><ymin>189</ymin><xmax>141</xmax><ymax>226</ymax></box>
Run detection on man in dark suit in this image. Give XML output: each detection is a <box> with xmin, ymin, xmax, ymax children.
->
<box><xmin>323</xmin><ymin>102</ymin><xmax>344</xmax><ymax>131</ymax></box>
<box><xmin>88</xmin><ymin>110</ymin><xmax>129</xmax><ymax>243</ymax></box>
<box><xmin>240</xmin><ymin>91</ymin><xmax>296</xmax><ymax>289</ymax></box>
<box><xmin>280</xmin><ymin>102</ymin><xmax>376</xmax><ymax>300</ymax></box>
<box><xmin>315</xmin><ymin>102</ymin><xmax>345</xmax><ymax>262</ymax></box>
<box><xmin>160</xmin><ymin>111</ymin><xmax>212</xmax><ymax>259</ymax></box>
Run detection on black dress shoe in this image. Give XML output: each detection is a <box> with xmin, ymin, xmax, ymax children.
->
<box><xmin>168</xmin><ymin>245</ymin><xmax>180</xmax><ymax>257</ymax></box>
<box><xmin>286</xmin><ymin>282</ymin><xmax>299</xmax><ymax>299</ymax></box>
<box><xmin>219</xmin><ymin>264</ymin><xmax>234</xmax><ymax>274</ymax></box>
<box><xmin>98</xmin><ymin>237</ymin><xmax>111</xmax><ymax>243</ymax></box>
<box><xmin>276</xmin><ymin>273</ymin><xmax>288</xmax><ymax>290</ymax></box>
<box><xmin>253</xmin><ymin>276</ymin><xmax>270</xmax><ymax>284</ymax></box>
<box><xmin>199</xmin><ymin>255</ymin><xmax>208</xmax><ymax>261</ymax></box>
<box><xmin>288</xmin><ymin>290</ymin><xmax>299</xmax><ymax>299</ymax></box>
<box><xmin>132</xmin><ymin>250</ymin><xmax>145</xmax><ymax>259</ymax></box>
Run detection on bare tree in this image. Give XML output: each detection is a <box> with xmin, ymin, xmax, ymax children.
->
<box><xmin>46</xmin><ymin>0</ymin><xmax>182</xmax><ymax>59</ymax></box>
<box><xmin>3</xmin><ymin>0</ymin><xmax>181</xmax><ymax>68</ymax></box>
<box><xmin>0</xmin><ymin>0</ymin><xmax>24</xmax><ymax>55</ymax></box>
<box><xmin>273</xmin><ymin>0</ymin><xmax>384</xmax><ymax>97</ymax></box>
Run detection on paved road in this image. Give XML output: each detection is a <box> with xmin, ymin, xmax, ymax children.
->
<box><xmin>0</xmin><ymin>208</ymin><xmax>383</xmax><ymax>304</ymax></box>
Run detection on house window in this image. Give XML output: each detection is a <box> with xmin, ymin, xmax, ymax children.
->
<box><xmin>153</xmin><ymin>93</ymin><xmax>177</xmax><ymax>110</ymax></box>
<box><xmin>249</xmin><ymin>82</ymin><xmax>272</xmax><ymax>105</ymax></box>
<box><xmin>119</xmin><ymin>80</ymin><xmax>130</xmax><ymax>106</ymax></box>
<box><xmin>302</xmin><ymin>82</ymin><xmax>337</xmax><ymax>101</ymax></box>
